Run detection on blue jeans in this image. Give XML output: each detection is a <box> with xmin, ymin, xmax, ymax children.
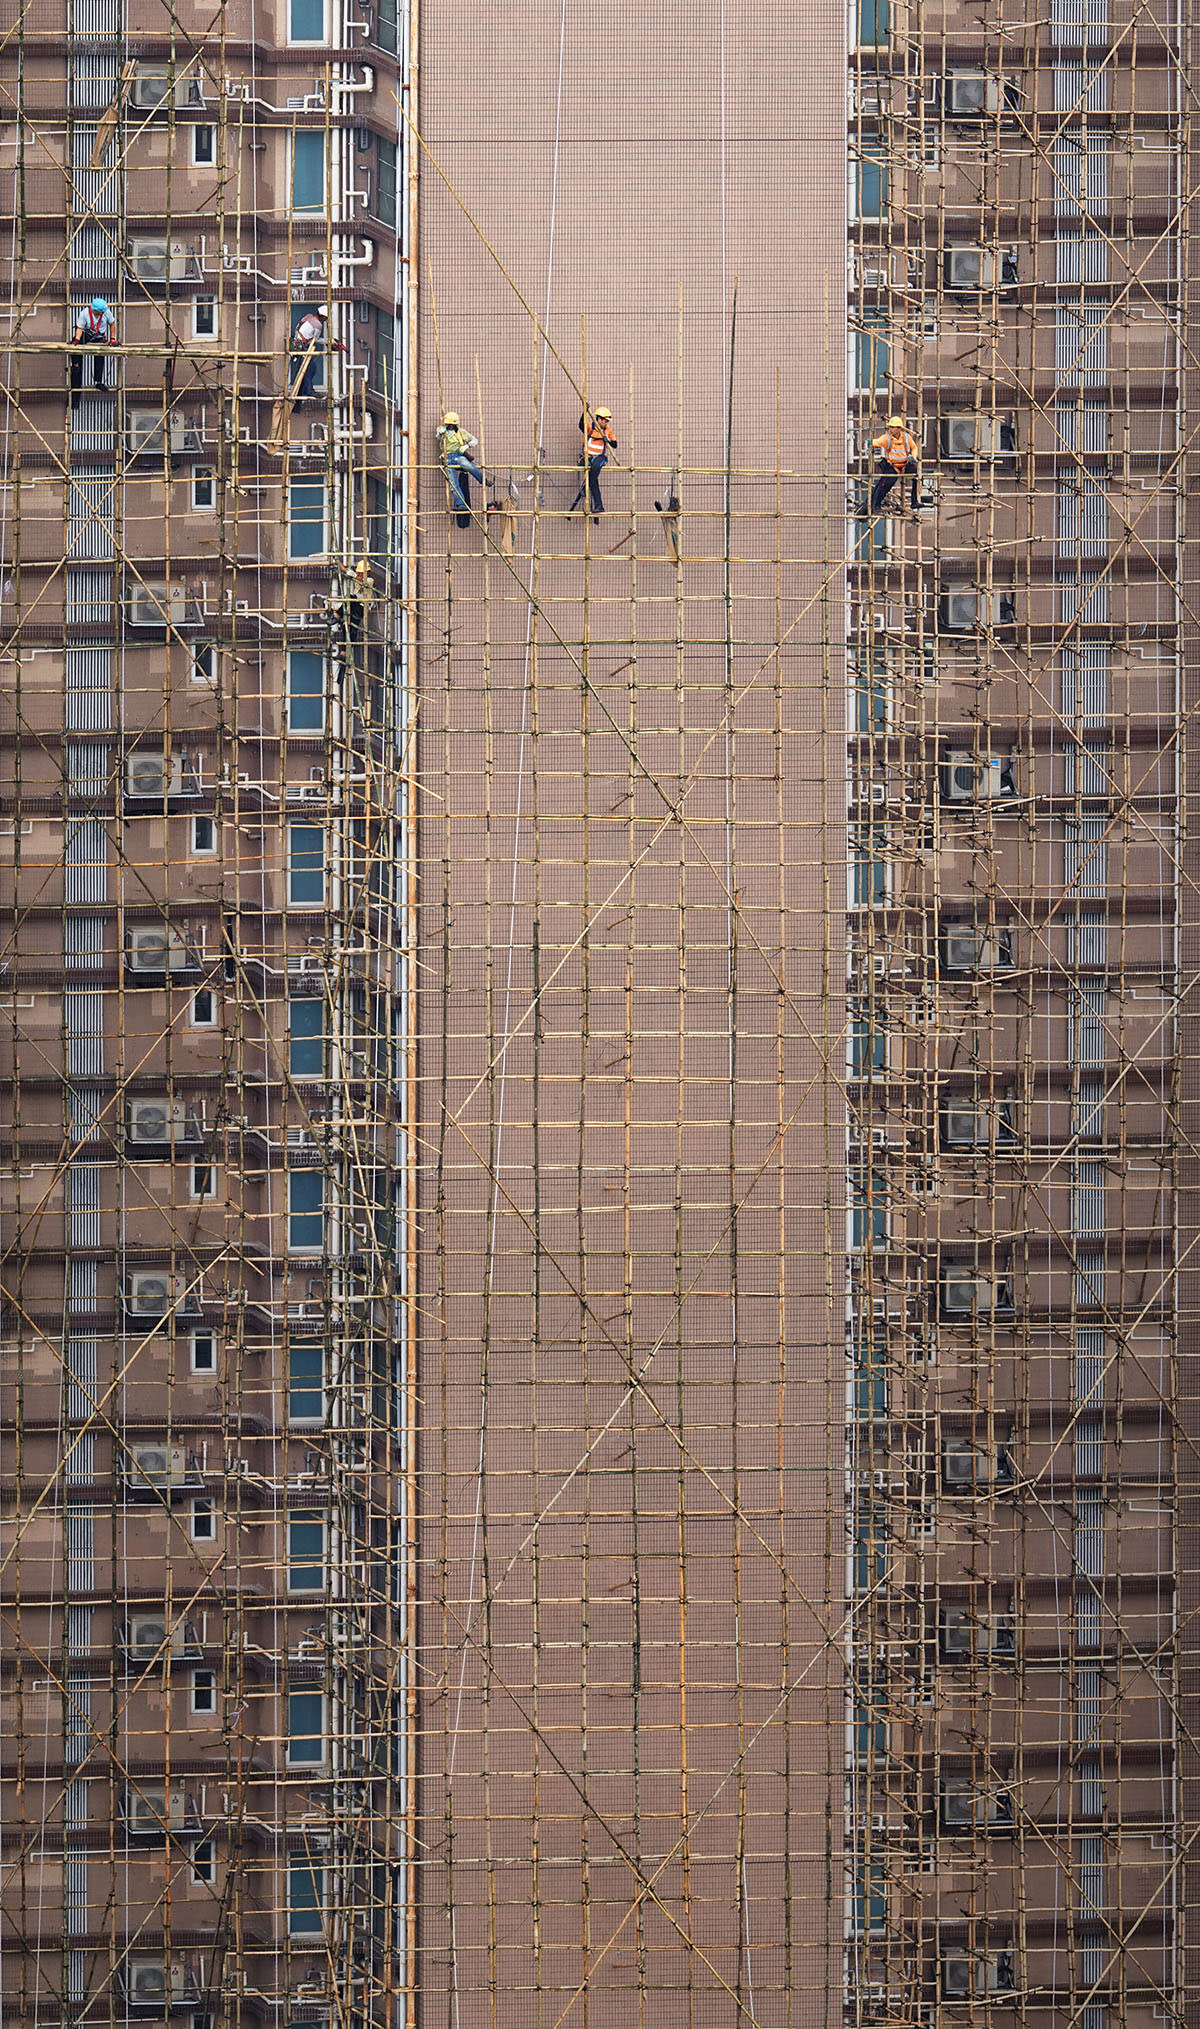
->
<box><xmin>445</xmin><ymin>454</ymin><xmax>482</xmax><ymax>513</ymax></box>
<box><xmin>571</xmin><ymin>453</ymin><xmax>608</xmax><ymax>515</ymax></box>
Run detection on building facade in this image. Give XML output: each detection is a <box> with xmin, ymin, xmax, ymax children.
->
<box><xmin>0</xmin><ymin>0</ymin><xmax>1193</xmax><ymax>2025</ymax></box>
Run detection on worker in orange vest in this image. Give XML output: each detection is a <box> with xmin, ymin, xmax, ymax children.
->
<box><xmin>572</xmin><ymin>406</ymin><xmax>618</xmax><ymax>520</ymax></box>
<box><xmin>869</xmin><ymin>415</ymin><xmax>921</xmax><ymax>515</ymax></box>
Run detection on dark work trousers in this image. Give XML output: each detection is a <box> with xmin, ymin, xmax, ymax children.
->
<box><xmin>292</xmin><ymin>348</ymin><xmax>324</xmax><ymax>399</ymax></box>
<box><xmin>869</xmin><ymin>459</ymin><xmax>919</xmax><ymax>513</ymax></box>
<box><xmin>444</xmin><ymin>453</ymin><xmax>483</xmax><ymax>519</ymax></box>
<box><xmin>571</xmin><ymin>452</ymin><xmax>608</xmax><ymax>517</ymax></box>
<box><xmin>70</xmin><ymin>334</ymin><xmax>110</xmax><ymax>392</ymax></box>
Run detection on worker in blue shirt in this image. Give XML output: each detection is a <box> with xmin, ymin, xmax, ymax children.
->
<box><xmin>70</xmin><ymin>298</ymin><xmax>116</xmax><ymax>401</ymax></box>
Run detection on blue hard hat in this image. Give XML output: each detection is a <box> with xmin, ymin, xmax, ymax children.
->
<box><xmin>90</xmin><ymin>297</ymin><xmax>109</xmax><ymax>313</ymax></box>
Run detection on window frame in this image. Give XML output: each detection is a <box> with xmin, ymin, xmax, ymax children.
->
<box><xmin>288</xmin><ymin>0</ymin><xmax>328</xmax><ymax>44</ymax></box>
<box><xmin>191</xmin><ymin>1836</ymin><xmax>216</xmax><ymax>1886</ymax></box>
<box><xmin>190</xmin><ymin>1667</ymin><xmax>217</xmax><ymax>1715</ymax></box>
<box><xmin>189</xmin><ymin>1330</ymin><xmax>217</xmax><ymax>1375</ymax></box>
<box><xmin>190</xmin><ymin>1496</ymin><xmax>216</xmax><ymax>1543</ymax></box>
<box><xmin>286</xmin><ymin>1688</ymin><xmax>327</xmax><ymax>1765</ymax></box>
<box><xmin>192</xmin><ymin>295</ymin><xmax>217</xmax><ymax>339</ymax></box>
<box><xmin>288</xmin><ymin>1337</ymin><xmax>326</xmax><ymax>1423</ymax></box>
<box><xmin>191</xmin><ymin>1160</ymin><xmax>215</xmax><ymax>1200</ymax></box>
<box><xmin>290</xmin><ymin>129</ymin><xmax>327</xmax><ymax>212</ymax></box>
<box><xmin>191</xmin><ymin>122</ymin><xmax>216</xmax><ymax>167</ymax></box>
<box><xmin>191</xmin><ymin>467</ymin><xmax>216</xmax><ymax>514</ymax></box>
<box><xmin>288</xmin><ymin>996</ymin><xmax>326</xmax><ymax>1078</ymax></box>
<box><xmin>287</xmin><ymin>821</ymin><xmax>327</xmax><ymax>906</ymax></box>
<box><xmin>190</xmin><ymin>642</ymin><xmax>217</xmax><ymax>685</ymax></box>
<box><xmin>288</xmin><ymin>1855</ymin><xmax>326</xmax><ymax>1935</ymax></box>
<box><xmin>288</xmin><ymin>478</ymin><xmax>328</xmax><ymax>562</ymax></box>
<box><xmin>287</xmin><ymin>1169</ymin><xmax>325</xmax><ymax>1251</ymax></box>
<box><xmin>286</xmin><ymin>648</ymin><xmax>326</xmax><ymax>733</ymax></box>
<box><xmin>287</xmin><ymin>1508</ymin><xmax>327</xmax><ymax>1593</ymax></box>
<box><xmin>190</xmin><ymin>987</ymin><xmax>217</xmax><ymax>1028</ymax></box>
<box><xmin>190</xmin><ymin>812</ymin><xmax>217</xmax><ymax>856</ymax></box>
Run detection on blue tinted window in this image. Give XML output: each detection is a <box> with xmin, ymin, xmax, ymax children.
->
<box><xmin>288</xmin><ymin>1856</ymin><xmax>324</xmax><ymax>1931</ymax></box>
<box><xmin>287</xmin><ymin>823</ymin><xmax>325</xmax><ymax>905</ymax></box>
<box><xmin>289</xmin><ymin>1340</ymin><xmax>325</xmax><ymax>1421</ymax></box>
<box><xmin>289</xmin><ymin>997</ymin><xmax>325</xmax><ymax>1076</ymax></box>
<box><xmin>291</xmin><ymin>131</ymin><xmax>326</xmax><ymax>210</ymax></box>
<box><xmin>287</xmin><ymin>1689</ymin><xmax>325</xmax><ymax>1763</ymax></box>
<box><xmin>288</xmin><ymin>1170</ymin><xmax>324</xmax><ymax>1250</ymax></box>
<box><xmin>287</xmin><ymin>650</ymin><xmax>325</xmax><ymax>730</ymax></box>
<box><xmin>288</xmin><ymin>1510</ymin><xmax>325</xmax><ymax>1591</ymax></box>
<box><xmin>289</xmin><ymin>0</ymin><xmax>325</xmax><ymax>35</ymax></box>
<box><xmin>288</xmin><ymin>480</ymin><xmax>326</xmax><ymax>560</ymax></box>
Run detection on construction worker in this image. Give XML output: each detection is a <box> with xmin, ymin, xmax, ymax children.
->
<box><xmin>291</xmin><ymin>306</ymin><xmax>344</xmax><ymax>400</ymax></box>
<box><xmin>869</xmin><ymin>415</ymin><xmax>921</xmax><ymax>515</ymax></box>
<box><xmin>70</xmin><ymin>297</ymin><xmax>116</xmax><ymax>400</ymax></box>
<box><xmin>436</xmin><ymin>412</ymin><xmax>483</xmax><ymax>528</ymax></box>
<box><xmin>572</xmin><ymin>407</ymin><xmax>618</xmax><ymax>519</ymax></box>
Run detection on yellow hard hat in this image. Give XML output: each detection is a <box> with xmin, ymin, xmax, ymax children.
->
<box><xmin>594</xmin><ymin>406</ymin><xmax>612</xmax><ymax>419</ymax></box>
<box><xmin>441</xmin><ymin>411</ymin><xmax>459</xmax><ymax>427</ymax></box>
<box><xmin>888</xmin><ymin>414</ymin><xmax>904</xmax><ymax>427</ymax></box>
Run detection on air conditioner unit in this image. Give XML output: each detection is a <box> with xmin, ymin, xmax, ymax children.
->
<box><xmin>128</xmin><ymin>236</ymin><xmax>193</xmax><ymax>284</ymax></box>
<box><xmin>944</xmin><ymin>247</ymin><xmax>994</xmax><ymax>290</ymax></box>
<box><xmin>124</xmin><ymin>1440</ymin><xmax>188</xmax><ymax>1492</ymax></box>
<box><xmin>126</xmin><ymin>926</ymin><xmax>200</xmax><ymax>974</ymax></box>
<box><xmin>940</xmin><ymin>415</ymin><xmax>1016</xmax><ymax>461</ymax></box>
<box><xmin>938</xmin><ymin>589</ymin><xmax>1014</xmax><ymax>633</ymax></box>
<box><xmin>125</xmin><ymin>1782</ymin><xmax>199</xmax><ymax>1833</ymax></box>
<box><xmin>940</xmin><ymin>924</ymin><xmax>1014</xmax><ymax>974</ymax></box>
<box><xmin>124</xmin><ymin>1615</ymin><xmax>202</xmax><ymax>1661</ymax></box>
<box><xmin>127</xmin><ymin>1098</ymin><xmax>196</xmax><ymax>1146</ymax></box>
<box><xmin>123</xmin><ymin>1958</ymin><xmax>202</xmax><ymax>2009</ymax></box>
<box><xmin>130</xmin><ymin>63</ymin><xmax>206</xmax><ymax>110</ymax></box>
<box><xmin>945</xmin><ymin>71</ymin><xmax>1001</xmax><ymax>115</ymax></box>
<box><xmin>940</xmin><ymin>1270</ymin><xmax>1012</xmax><ymax>1318</ymax></box>
<box><xmin>126</xmin><ymin>409</ymin><xmax>204</xmax><ymax>458</ymax></box>
<box><xmin>125</xmin><ymin>1269</ymin><xmax>193</xmax><ymax>1319</ymax></box>
<box><xmin>125</xmin><ymin>750</ymin><xmax>199</xmax><ymax>799</ymax></box>
<box><xmin>940</xmin><ymin>753</ymin><xmax>1017</xmax><ymax>802</ymax></box>
<box><xmin>127</xmin><ymin>582</ymin><xmax>189</xmax><ymax>628</ymax></box>
<box><xmin>941</xmin><ymin>1952</ymin><xmax>1014</xmax><ymax>2000</ymax></box>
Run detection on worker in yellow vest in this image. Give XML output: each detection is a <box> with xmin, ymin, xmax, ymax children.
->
<box><xmin>870</xmin><ymin>416</ymin><xmax>921</xmax><ymax>515</ymax></box>
<box><xmin>572</xmin><ymin>406</ymin><xmax>618</xmax><ymax>520</ymax></box>
<box><xmin>436</xmin><ymin>412</ymin><xmax>484</xmax><ymax>528</ymax></box>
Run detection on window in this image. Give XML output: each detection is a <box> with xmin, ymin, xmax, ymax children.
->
<box><xmin>191</xmin><ymin>123</ymin><xmax>216</xmax><ymax>166</ymax></box>
<box><xmin>369</xmin><ymin>306</ymin><xmax>396</xmax><ymax>397</ymax></box>
<box><xmin>853</xmin><ymin>1330</ymin><xmax>888</xmax><ymax>1416</ymax></box>
<box><xmin>289</xmin><ymin>0</ymin><xmax>326</xmax><ymax>40</ymax></box>
<box><xmin>852</xmin><ymin>654</ymin><xmax>891</xmax><ymax>733</ymax></box>
<box><xmin>853</xmin><ymin>1698</ymin><xmax>886</xmax><ymax>1763</ymax></box>
<box><xmin>191</xmin><ymin>813</ymin><xmax>217</xmax><ymax>855</ymax></box>
<box><xmin>852</xmin><ymin>830</ymin><xmax>889</xmax><ymax>906</ymax></box>
<box><xmin>373</xmin><ymin>0</ymin><xmax>397</xmax><ymax>51</ymax></box>
<box><xmin>191</xmin><ymin>468</ymin><xmax>215</xmax><ymax>513</ymax></box>
<box><xmin>374</xmin><ymin>136</ymin><xmax>397</xmax><ymax>226</ymax></box>
<box><xmin>288</xmin><ymin>1169</ymin><xmax>325</xmax><ymax>1250</ymax></box>
<box><xmin>856</xmin><ymin>0</ymin><xmax>889</xmax><ymax>43</ymax></box>
<box><xmin>287</xmin><ymin>822</ymin><xmax>326</xmax><ymax>905</ymax></box>
<box><xmin>190</xmin><ymin>1330</ymin><xmax>217</xmax><ymax>1375</ymax></box>
<box><xmin>190</xmin><ymin>1497</ymin><xmax>216</xmax><ymax>1542</ymax></box>
<box><xmin>851</xmin><ymin>1167</ymin><xmax>888</xmax><ymax>1250</ymax></box>
<box><xmin>287</xmin><ymin>1688</ymin><xmax>326</xmax><ymax>1764</ymax></box>
<box><xmin>291</xmin><ymin>131</ymin><xmax>326</xmax><ymax>212</ymax></box>
<box><xmin>289</xmin><ymin>997</ymin><xmax>326</xmax><ymax>1077</ymax></box>
<box><xmin>853</xmin><ymin>1501</ymin><xmax>887</xmax><ymax>1592</ymax></box>
<box><xmin>852</xmin><ymin>313</ymin><xmax>889</xmax><ymax>394</ymax></box>
<box><xmin>190</xmin><ymin>1668</ymin><xmax>216</xmax><ymax>1715</ymax></box>
<box><xmin>851</xmin><ymin>1853</ymin><xmax>887</xmax><ymax>1936</ymax></box>
<box><xmin>850</xmin><ymin>1010</ymin><xmax>886</xmax><ymax>1076</ymax></box>
<box><xmin>287</xmin><ymin>649</ymin><xmax>326</xmax><ymax>732</ymax></box>
<box><xmin>191</xmin><ymin>1837</ymin><xmax>215</xmax><ymax>1885</ymax></box>
<box><xmin>191</xmin><ymin>988</ymin><xmax>216</xmax><ymax>1027</ymax></box>
<box><xmin>288</xmin><ymin>478</ymin><xmax>327</xmax><ymax>561</ymax></box>
<box><xmin>853</xmin><ymin>515</ymin><xmax>888</xmax><ymax>562</ymax></box>
<box><xmin>192</xmin><ymin>296</ymin><xmax>217</xmax><ymax>339</ymax></box>
<box><xmin>288</xmin><ymin>1856</ymin><xmax>325</xmax><ymax>1934</ymax></box>
<box><xmin>853</xmin><ymin>147</ymin><xmax>889</xmax><ymax>220</ymax></box>
<box><xmin>288</xmin><ymin>1339</ymin><xmax>325</xmax><ymax>1422</ymax></box>
<box><xmin>366</xmin><ymin>474</ymin><xmax>390</xmax><ymax>567</ymax></box>
<box><xmin>190</xmin><ymin>642</ymin><xmax>216</xmax><ymax>684</ymax></box>
<box><xmin>192</xmin><ymin>1162</ymin><xmax>214</xmax><ymax>1199</ymax></box>
<box><xmin>288</xmin><ymin>1509</ymin><xmax>326</xmax><ymax>1592</ymax></box>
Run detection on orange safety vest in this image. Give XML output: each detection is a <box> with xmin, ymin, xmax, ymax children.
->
<box><xmin>874</xmin><ymin>427</ymin><xmax>917</xmax><ymax>472</ymax></box>
<box><xmin>585</xmin><ymin>414</ymin><xmax>617</xmax><ymax>458</ymax></box>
